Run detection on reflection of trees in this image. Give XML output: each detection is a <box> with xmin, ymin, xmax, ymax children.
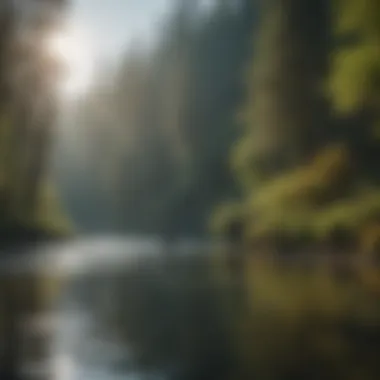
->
<box><xmin>85</xmin><ymin>252</ymin><xmax>380</xmax><ymax>380</ymax></box>
<box><xmin>83</xmin><ymin>253</ymin><xmax>236</xmax><ymax>380</ymax></box>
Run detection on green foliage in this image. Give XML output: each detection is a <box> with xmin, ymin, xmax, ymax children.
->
<box><xmin>329</xmin><ymin>0</ymin><xmax>380</xmax><ymax>115</ymax></box>
<box><xmin>219</xmin><ymin>0</ymin><xmax>380</xmax><ymax>251</ymax></box>
<box><xmin>34</xmin><ymin>183</ymin><xmax>73</xmax><ymax>235</ymax></box>
<box><xmin>209</xmin><ymin>201</ymin><xmax>245</xmax><ymax>236</ymax></box>
<box><xmin>329</xmin><ymin>43</ymin><xmax>380</xmax><ymax>113</ymax></box>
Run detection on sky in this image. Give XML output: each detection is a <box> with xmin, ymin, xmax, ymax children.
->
<box><xmin>69</xmin><ymin>0</ymin><xmax>173</xmax><ymax>63</ymax></box>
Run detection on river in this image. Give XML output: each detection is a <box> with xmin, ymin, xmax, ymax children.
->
<box><xmin>46</xmin><ymin>237</ymin><xmax>185</xmax><ymax>380</ymax></box>
<box><xmin>13</xmin><ymin>237</ymin><xmax>227</xmax><ymax>380</ymax></box>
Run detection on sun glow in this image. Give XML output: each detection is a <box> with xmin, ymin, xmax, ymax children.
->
<box><xmin>47</xmin><ymin>25</ymin><xmax>94</xmax><ymax>96</ymax></box>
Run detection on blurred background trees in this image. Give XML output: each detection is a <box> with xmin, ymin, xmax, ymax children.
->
<box><xmin>0</xmin><ymin>1</ymin><xmax>376</xmax><ymax>380</ymax></box>
<box><xmin>63</xmin><ymin>0</ymin><xmax>257</xmax><ymax>236</ymax></box>
<box><xmin>62</xmin><ymin>0</ymin><xmax>380</xmax><ymax>263</ymax></box>
<box><xmin>0</xmin><ymin>0</ymin><xmax>70</xmax><ymax>241</ymax></box>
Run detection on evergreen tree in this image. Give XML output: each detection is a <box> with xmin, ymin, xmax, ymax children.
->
<box><xmin>0</xmin><ymin>0</ymin><xmax>70</xmax><ymax>234</ymax></box>
<box><xmin>216</xmin><ymin>0</ymin><xmax>332</xmax><ymax>243</ymax></box>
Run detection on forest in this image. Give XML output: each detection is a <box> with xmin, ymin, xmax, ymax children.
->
<box><xmin>71</xmin><ymin>1</ymin><xmax>380</xmax><ymax>379</ymax></box>
<box><xmin>0</xmin><ymin>0</ymin><xmax>380</xmax><ymax>379</ymax></box>
<box><xmin>64</xmin><ymin>0</ymin><xmax>380</xmax><ymax>261</ymax></box>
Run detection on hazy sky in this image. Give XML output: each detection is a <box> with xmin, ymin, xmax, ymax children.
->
<box><xmin>69</xmin><ymin>0</ymin><xmax>173</xmax><ymax>62</ymax></box>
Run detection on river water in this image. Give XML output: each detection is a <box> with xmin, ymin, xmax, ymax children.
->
<box><xmin>52</xmin><ymin>302</ymin><xmax>133</xmax><ymax>380</ymax></box>
<box><xmin>53</xmin><ymin>268</ymin><xmax>145</xmax><ymax>380</ymax></box>
<box><xmin>14</xmin><ymin>237</ymin><xmax>227</xmax><ymax>380</ymax></box>
<box><xmin>45</xmin><ymin>237</ymin><xmax>183</xmax><ymax>380</ymax></box>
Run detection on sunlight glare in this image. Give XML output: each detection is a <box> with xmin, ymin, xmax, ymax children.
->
<box><xmin>47</xmin><ymin>25</ymin><xmax>94</xmax><ymax>96</ymax></box>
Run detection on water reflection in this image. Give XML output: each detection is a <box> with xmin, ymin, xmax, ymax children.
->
<box><xmin>8</xmin><ymin>238</ymin><xmax>380</xmax><ymax>380</ymax></box>
<box><xmin>51</xmin><ymin>238</ymin><xmax>199</xmax><ymax>380</ymax></box>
